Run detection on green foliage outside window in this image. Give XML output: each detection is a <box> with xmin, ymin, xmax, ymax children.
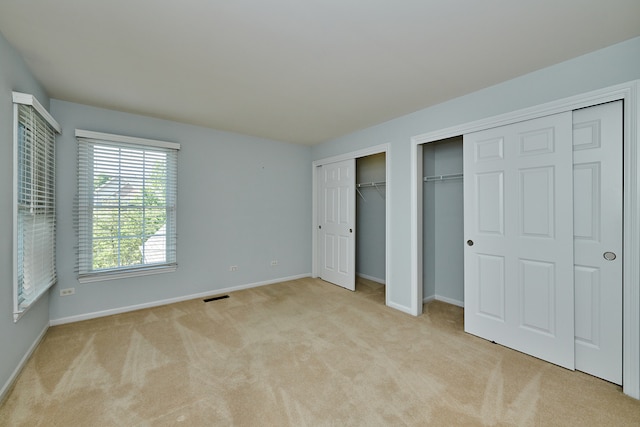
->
<box><xmin>91</xmin><ymin>161</ymin><xmax>168</xmax><ymax>270</ymax></box>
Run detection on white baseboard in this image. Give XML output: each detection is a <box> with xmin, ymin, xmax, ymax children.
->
<box><xmin>435</xmin><ymin>295</ymin><xmax>464</xmax><ymax>308</ymax></box>
<box><xmin>356</xmin><ymin>273</ymin><xmax>385</xmax><ymax>285</ymax></box>
<box><xmin>423</xmin><ymin>294</ymin><xmax>464</xmax><ymax>308</ymax></box>
<box><xmin>49</xmin><ymin>274</ymin><xmax>311</xmax><ymax>326</ymax></box>
<box><xmin>423</xmin><ymin>295</ymin><xmax>436</xmax><ymax>303</ymax></box>
<box><xmin>0</xmin><ymin>322</ymin><xmax>48</xmax><ymax>404</ymax></box>
<box><xmin>386</xmin><ymin>300</ymin><xmax>414</xmax><ymax>316</ymax></box>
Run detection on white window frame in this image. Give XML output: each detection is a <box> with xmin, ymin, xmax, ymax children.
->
<box><xmin>75</xmin><ymin>130</ymin><xmax>180</xmax><ymax>283</ymax></box>
<box><xmin>12</xmin><ymin>92</ymin><xmax>61</xmax><ymax>322</ymax></box>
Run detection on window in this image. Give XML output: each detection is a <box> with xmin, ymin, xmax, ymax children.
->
<box><xmin>12</xmin><ymin>92</ymin><xmax>61</xmax><ymax>322</ymax></box>
<box><xmin>76</xmin><ymin>130</ymin><xmax>179</xmax><ymax>282</ymax></box>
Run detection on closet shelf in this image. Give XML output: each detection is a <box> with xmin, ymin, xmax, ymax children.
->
<box><xmin>356</xmin><ymin>181</ymin><xmax>386</xmax><ymax>188</ymax></box>
<box><xmin>356</xmin><ymin>181</ymin><xmax>386</xmax><ymax>201</ymax></box>
<box><xmin>424</xmin><ymin>173</ymin><xmax>463</xmax><ymax>182</ymax></box>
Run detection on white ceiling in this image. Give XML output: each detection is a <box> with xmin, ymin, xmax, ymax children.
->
<box><xmin>1</xmin><ymin>1</ymin><xmax>639</xmax><ymax>145</ymax></box>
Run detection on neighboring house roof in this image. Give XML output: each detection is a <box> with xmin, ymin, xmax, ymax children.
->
<box><xmin>94</xmin><ymin>177</ymin><xmax>141</xmax><ymax>204</ymax></box>
<box><xmin>141</xmin><ymin>224</ymin><xmax>166</xmax><ymax>264</ymax></box>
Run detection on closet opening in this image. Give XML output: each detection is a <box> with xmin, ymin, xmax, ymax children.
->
<box><xmin>416</xmin><ymin>102</ymin><xmax>624</xmax><ymax>386</ymax></box>
<box><xmin>312</xmin><ymin>143</ymin><xmax>390</xmax><ymax>308</ymax></box>
<box><xmin>410</xmin><ymin>81</ymin><xmax>639</xmax><ymax>398</ymax></box>
<box><xmin>421</xmin><ymin>136</ymin><xmax>464</xmax><ymax>309</ymax></box>
<box><xmin>355</xmin><ymin>153</ymin><xmax>386</xmax><ymax>304</ymax></box>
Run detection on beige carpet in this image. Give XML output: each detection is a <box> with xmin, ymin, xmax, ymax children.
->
<box><xmin>1</xmin><ymin>277</ymin><xmax>639</xmax><ymax>426</ymax></box>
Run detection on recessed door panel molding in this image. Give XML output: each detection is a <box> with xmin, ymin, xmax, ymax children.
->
<box><xmin>573</xmin><ymin>101</ymin><xmax>623</xmax><ymax>385</ymax></box>
<box><xmin>519</xmin><ymin>166</ymin><xmax>554</xmax><ymax>238</ymax></box>
<box><xmin>574</xmin><ymin>265</ymin><xmax>601</xmax><ymax>347</ymax></box>
<box><xmin>573</xmin><ymin>163</ymin><xmax>601</xmax><ymax>242</ymax></box>
<box><xmin>519</xmin><ymin>127</ymin><xmax>555</xmax><ymax>155</ymax></box>
<box><xmin>477</xmin><ymin>254</ymin><xmax>505</xmax><ymax>320</ymax></box>
<box><xmin>573</xmin><ymin>120</ymin><xmax>601</xmax><ymax>151</ymax></box>
<box><xmin>339</xmin><ymin>186</ymin><xmax>350</xmax><ymax>224</ymax></box>
<box><xmin>325</xmin><ymin>187</ymin><xmax>336</xmax><ymax>223</ymax></box>
<box><xmin>476</xmin><ymin>172</ymin><xmax>504</xmax><ymax>235</ymax></box>
<box><xmin>317</xmin><ymin>159</ymin><xmax>356</xmax><ymax>291</ymax></box>
<box><xmin>464</xmin><ymin>111</ymin><xmax>575</xmax><ymax>370</ymax></box>
<box><xmin>475</xmin><ymin>137</ymin><xmax>504</xmax><ymax>161</ymax></box>
<box><xmin>338</xmin><ymin>236</ymin><xmax>349</xmax><ymax>274</ymax></box>
<box><xmin>324</xmin><ymin>234</ymin><xmax>335</xmax><ymax>270</ymax></box>
<box><xmin>519</xmin><ymin>259</ymin><xmax>555</xmax><ymax>336</ymax></box>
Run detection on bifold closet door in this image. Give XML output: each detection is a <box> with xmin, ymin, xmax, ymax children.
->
<box><xmin>317</xmin><ymin>159</ymin><xmax>356</xmax><ymax>291</ymax></box>
<box><xmin>463</xmin><ymin>112</ymin><xmax>575</xmax><ymax>369</ymax></box>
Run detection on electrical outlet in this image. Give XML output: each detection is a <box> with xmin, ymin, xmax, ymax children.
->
<box><xmin>270</xmin><ymin>260</ymin><xmax>278</xmax><ymax>266</ymax></box>
<box><xmin>229</xmin><ymin>265</ymin><xmax>238</xmax><ymax>272</ymax></box>
<box><xmin>59</xmin><ymin>288</ymin><xmax>75</xmax><ymax>296</ymax></box>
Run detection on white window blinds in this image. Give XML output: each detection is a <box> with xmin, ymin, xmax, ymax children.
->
<box><xmin>76</xmin><ymin>130</ymin><xmax>179</xmax><ymax>282</ymax></box>
<box><xmin>13</xmin><ymin>92</ymin><xmax>61</xmax><ymax>322</ymax></box>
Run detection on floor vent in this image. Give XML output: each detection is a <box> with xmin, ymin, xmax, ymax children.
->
<box><xmin>203</xmin><ymin>295</ymin><xmax>229</xmax><ymax>303</ymax></box>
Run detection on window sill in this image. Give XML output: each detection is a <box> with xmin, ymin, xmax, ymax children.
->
<box><xmin>13</xmin><ymin>280</ymin><xmax>55</xmax><ymax>322</ymax></box>
<box><xmin>78</xmin><ymin>264</ymin><xmax>177</xmax><ymax>284</ymax></box>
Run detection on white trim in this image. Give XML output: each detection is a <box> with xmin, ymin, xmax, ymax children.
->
<box><xmin>13</xmin><ymin>282</ymin><xmax>53</xmax><ymax>323</ymax></box>
<box><xmin>0</xmin><ymin>323</ymin><xmax>48</xmax><ymax>404</ymax></box>
<box><xmin>423</xmin><ymin>295</ymin><xmax>436</xmax><ymax>304</ymax></box>
<box><xmin>384</xmin><ymin>146</ymin><xmax>392</xmax><ymax>309</ymax></box>
<box><xmin>78</xmin><ymin>265</ymin><xmax>177</xmax><ymax>284</ymax></box>
<box><xmin>357</xmin><ymin>273</ymin><xmax>385</xmax><ymax>285</ymax></box>
<box><xmin>12</xmin><ymin>103</ymin><xmax>19</xmax><ymax>321</ymax></box>
<box><xmin>411</xmin><ymin>82</ymin><xmax>636</xmax><ymax>146</ymax></box>
<box><xmin>422</xmin><ymin>294</ymin><xmax>464</xmax><ymax>308</ymax></box>
<box><xmin>312</xmin><ymin>144</ymin><xmax>389</xmax><ymax>167</ymax></box>
<box><xmin>49</xmin><ymin>274</ymin><xmax>310</xmax><ymax>326</ymax></box>
<box><xmin>434</xmin><ymin>295</ymin><xmax>464</xmax><ymax>308</ymax></box>
<box><xmin>75</xmin><ymin>129</ymin><xmax>180</xmax><ymax>150</ymax></box>
<box><xmin>410</xmin><ymin>141</ymin><xmax>423</xmax><ymax>316</ymax></box>
<box><xmin>385</xmin><ymin>300</ymin><xmax>414</xmax><ymax>316</ymax></box>
<box><xmin>12</xmin><ymin>92</ymin><xmax>61</xmax><ymax>133</ymax></box>
<box><xmin>311</xmin><ymin>143</ymin><xmax>391</xmax><ymax>309</ymax></box>
<box><xmin>623</xmin><ymin>81</ymin><xmax>640</xmax><ymax>399</ymax></box>
<box><xmin>410</xmin><ymin>79</ymin><xmax>640</xmax><ymax>399</ymax></box>
<box><xmin>12</xmin><ymin>101</ymin><xmax>57</xmax><ymax>322</ymax></box>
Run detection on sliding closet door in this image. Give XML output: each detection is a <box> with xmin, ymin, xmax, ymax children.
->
<box><xmin>573</xmin><ymin>101</ymin><xmax>623</xmax><ymax>384</ymax></box>
<box><xmin>318</xmin><ymin>159</ymin><xmax>356</xmax><ymax>291</ymax></box>
<box><xmin>463</xmin><ymin>112</ymin><xmax>575</xmax><ymax>369</ymax></box>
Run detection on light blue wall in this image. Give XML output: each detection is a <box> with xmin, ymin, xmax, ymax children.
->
<box><xmin>50</xmin><ymin>100</ymin><xmax>312</xmax><ymax>321</ymax></box>
<box><xmin>311</xmin><ymin>36</ymin><xmax>640</xmax><ymax>312</ymax></box>
<box><xmin>0</xmin><ymin>31</ymin><xmax>51</xmax><ymax>397</ymax></box>
<box><xmin>423</xmin><ymin>137</ymin><xmax>463</xmax><ymax>304</ymax></box>
<box><xmin>356</xmin><ymin>153</ymin><xmax>385</xmax><ymax>282</ymax></box>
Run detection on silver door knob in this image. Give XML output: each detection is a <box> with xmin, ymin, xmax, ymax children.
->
<box><xmin>603</xmin><ymin>251</ymin><xmax>617</xmax><ymax>261</ymax></box>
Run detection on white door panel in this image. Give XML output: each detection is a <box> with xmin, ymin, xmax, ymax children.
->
<box><xmin>573</xmin><ymin>101</ymin><xmax>623</xmax><ymax>384</ymax></box>
<box><xmin>318</xmin><ymin>159</ymin><xmax>355</xmax><ymax>290</ymax></box>
<box><xmin>464</xmin><ymin>112</ymin><xmax>575</xmax><ymax>369</ymax></box>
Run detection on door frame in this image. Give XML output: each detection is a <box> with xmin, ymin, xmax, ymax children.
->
<box><xmin>312</xmin><ymin>143</ymin><xmax>391</xmax><ymax>305</ymax></box>
<box><xmin>410</xmin><ymin>80</ymin><xmax>640</xmax><ymax>399</ymax></box>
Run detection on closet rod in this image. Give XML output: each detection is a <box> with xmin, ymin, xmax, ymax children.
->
<box><xmin>424</xmin><ymin>173</ymin><xmax>463</xmax><ymax>182</ymax></box>
<box><xmin>356</xmin><ymin>181</ymin><xmax>386</xmax><ymax>188</ymax></box>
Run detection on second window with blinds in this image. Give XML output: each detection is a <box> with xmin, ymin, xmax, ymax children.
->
<box><xmin>76</xmin><ymin>130</ymin><xmax>180</xmax><ymax>283</ymax></box>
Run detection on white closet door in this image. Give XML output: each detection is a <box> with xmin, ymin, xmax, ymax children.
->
<box><xmin>573</xmin><ymin>101</ymin><xmax>623</xmax><ymax>384</ymax></box>
<box><xmin>318</xmin><ymin>159</ymin><xmax>356</xmax><ymax>291</ymax></box>
<box><xmin>464</xmin><ymin>112</ymin><xmax>575</xmax><ymax>369</ymax></box>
